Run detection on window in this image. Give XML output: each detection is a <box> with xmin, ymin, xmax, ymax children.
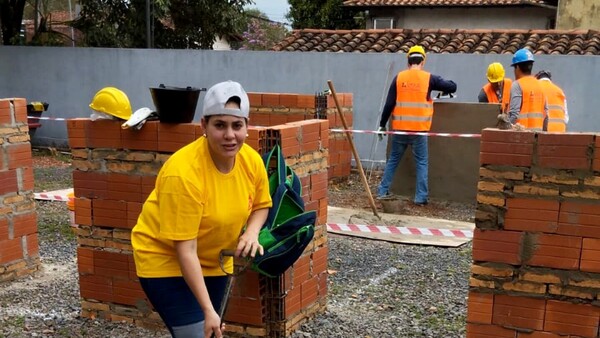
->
<box><xmin>373</xmin><ymin>18</ymin><xmax>394</xmax><ymax>29</ymax></box>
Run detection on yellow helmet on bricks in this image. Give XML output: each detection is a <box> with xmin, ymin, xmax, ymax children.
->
<box><xmin>89</xmin><ymin>87</ymin><xmax>132</xmax><ymax>120</ymax></box>
<box><xmin>407</xmin><ymin>45</ymin><xmax>426</xmax><ymax>60</ymax></box>
<box><xmin>486</xmin><ymin>62</ymin><xmax>505</xmax><ymax>83</ymax></box>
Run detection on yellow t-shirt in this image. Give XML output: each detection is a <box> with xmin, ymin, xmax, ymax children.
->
<box><xmin>131</xmin><ymin>137</ymin><xmax>272</xmax><ymax>277</ymax></box>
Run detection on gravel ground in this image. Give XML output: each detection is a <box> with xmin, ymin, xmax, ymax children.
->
<box><xmin>0</xmin><ymin>151</ymin><xmax>473</xmax><ymax>338</ymax></box>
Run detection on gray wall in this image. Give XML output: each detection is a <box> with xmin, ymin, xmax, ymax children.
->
<box><xmin>369</xmin><ymin>7</ymin><xmax>555</xmax><ymax>30</ymax></box>
<box><xmin>1</xmin><ymin>46</ymin><xmax>599</xmax><ymax>169</ymax></box>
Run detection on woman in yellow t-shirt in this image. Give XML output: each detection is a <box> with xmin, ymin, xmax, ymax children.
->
<box><xmin>131</xmin><ymin>81</ymin><xmax>272</xmax><ymax>338</ymax></box>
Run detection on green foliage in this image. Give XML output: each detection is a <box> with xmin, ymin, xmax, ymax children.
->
<box><xmin>287</xmin><ymin>0</ymin><xmax>363</xmax><ymax>30</ymax></box>
<box><xmin>73</xmin><ymin>0</ymin><xmax>252</xmax><ymax>49</ymax></box>
<box><xmin>240</xmin><ymin>8</ymin><xmax>288</xmax><ymax>51</ymax></box>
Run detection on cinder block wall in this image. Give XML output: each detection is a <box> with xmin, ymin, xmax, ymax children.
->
<box><xmin>247</xmin><ymin>92</ymin><xmax>353</xmax><ymax>181</ymax></box>
<box><xmin>67</xmin><ymin>117</ymin><xmax>329</xmax><ymax>337</ymax></box>
<box><xmin>0</xmin><ymin>98</ymin><xmax>39</xmax><ymax>283</ymax></box>
<box><xmin>467</xmin><ymin>128</ymin><xmax>600</xmax><ymax>338</ymax></box>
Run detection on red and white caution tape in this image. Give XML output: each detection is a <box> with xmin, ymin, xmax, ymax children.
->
<box><xmin>28</xmin><ymin>116</ymin><xmax>67</xmax><ymax>121</ymax></box>
<box><xmin>327</xmin><ymin>223</ymin><xmax>473</xmax><ymax>238</ymax></box>
<box><xmin>330</xmin><ymin>128</ymin><xmax>481</xmax><ymax>138</ymax></box>
<box><xmin>34</xmin><ymin>189</ymin><xmax>73</xmax><ymax>202</ymax></box>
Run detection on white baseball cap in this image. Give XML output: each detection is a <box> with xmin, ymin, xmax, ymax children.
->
<box><xmin>202</xmin><ymin>80</ymin><xmax>249</xmax><ymax>119</ymax></box>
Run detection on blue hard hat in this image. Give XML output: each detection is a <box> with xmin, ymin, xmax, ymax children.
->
<box><xmin>511</xmin><ymin>48</ymin><xmax>535</xmax><ymax>66</ymax></box>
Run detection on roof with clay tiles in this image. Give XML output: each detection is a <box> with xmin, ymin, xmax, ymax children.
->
<box><xmin>272</xmin><ymin>29</ymin><xmax>600</xmax><ymax>55</ymax></box>
<box><xmin>342</xmin><ymin>0</ymin><xmax>557</xmax><ymax>7</ymax></box>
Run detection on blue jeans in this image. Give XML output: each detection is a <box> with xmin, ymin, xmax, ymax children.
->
<box><xmin>377</xmin><ymin>134</ymin><xmax>428</xmax><ymax>204</ymax></box>
<box><xmin>139</xmin><ymin>276</ymin><xmax>228</xmax><ymax>337</ymax></box>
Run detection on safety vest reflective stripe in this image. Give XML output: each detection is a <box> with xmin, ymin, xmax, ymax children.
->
<box><xmin>539</xmin><ymin>79</ymin><xmax>567</xmax><ymax>132</ymax></box>
<box><xmin>391</xmin><ymin>69</ymin><xmax>433</xmax><ymax>132</ymax></box>
<box><xmin>516</xmin><ymin>76</ymin><xmax>545</xmax><ymax>131</ymax></box>
<box><xmin>548</xmin><ymin>104</ymin><xmax>565</xmax><ymax>112</ymax></box>
<box><xmin>519</xmin><ymin>112</ymin><xmax>545</xmax><ymax>118</ymax></box>
<box><xmin>396</xmin><ymin>102</ymin><xmax>433</xmax><ymax>109</ymax></box>
<box><xmin>392</xmin><ymin>115</ymin><xmax>432</xmax><ymax>122</ymax></box>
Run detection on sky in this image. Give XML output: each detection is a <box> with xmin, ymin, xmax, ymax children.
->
<box><xmin>247</xmin><ymin>0</ymin><xmax>291</xmax><ymax>25</ymax></box>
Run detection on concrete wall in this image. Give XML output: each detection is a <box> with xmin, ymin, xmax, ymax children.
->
<box><xmin>557</xmin><ymin>0</ymin><xmax>600</xmax><ymax>30</ymax></box>
<box><xmin>0</xmin><ymin>46</ymin><xmax>599</xmax><ymax>175</ymax></box>
<box><xmin>368</xmin><ymin>7</ymin><xmax>555</xmax><ymax>30</ymax></box>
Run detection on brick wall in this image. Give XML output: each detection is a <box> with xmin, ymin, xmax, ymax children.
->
<box><xmin>248</xmin><ymin>92</ymin><xmax>353</xmax><ymax>181</ymax></box>
<box><xmin>467</xmin><ymin>128</ymin><xmax>600</xmax><ymax>338</ymax></box>
<box><xmin>0</xmin><ymin>98</ymin><xmax>40</xmax><ymax>283</ymax></box>
<box><xmin>67</xmin><ymin>118</ymin><xmax>329</xmax><ymax>336</ymax></box>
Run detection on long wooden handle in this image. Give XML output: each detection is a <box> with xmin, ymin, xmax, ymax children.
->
<box><xmin>327</xmin><ymin>80</ymin><xmax>381</xmax><ymax>219</ymax></box>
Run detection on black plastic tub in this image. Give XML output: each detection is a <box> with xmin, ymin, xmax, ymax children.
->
<box><xmin>150</xmin><ymin>84</ymin><xmax>204</xmax><ymax>123</ymax></box>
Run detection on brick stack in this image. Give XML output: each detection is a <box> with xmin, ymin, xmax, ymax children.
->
<box><xmin>247</xmin><ymin>92</ymin><xmax>353</xmax><ymax>181</ymax></box>
<box><xmin>0</xmin><ymin>98</ymin><xmax>39</xmax><ymax>283</ymax></box>
<box><xmin>67</xmin><ymin>117</ymin><xmax>329</xmax><ymax>336</ymax></box>
<box><xmin>468</xmin><ymin>128</ymin><xmax>600</xmax><ymax>338</ymax></box>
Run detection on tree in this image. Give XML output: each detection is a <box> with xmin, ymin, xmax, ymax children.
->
<box><xmin>0</xmin><ymin>0</ymin><xmax>27</xmax><ymax>45</ymax></box>
<box><xmin>72</xmin><ymin>0</ymin><xmax>253</xmax><ymax>49</ymax></box>
<box><xmin>287</xmin><ymin>0</ymin><xmax>363</xmax><ymax>30</ymax></box>
<box><xmin>239</xmin><ymin>8</ymin><xmax>288</xmax><ymax>51</ymax></box>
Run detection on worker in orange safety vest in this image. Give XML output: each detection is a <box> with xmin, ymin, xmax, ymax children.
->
<box><xmin>535</xmin><ymin>70</ymin><xmax>568</xmax><ymax>132</ymax></box>
<box><xmin>478</xmin><ymin>62</ymin><xmax>512</xmax><ymax>113</ymax></box>
<box><xmin>506</xmin><ymin>48</ymin><xmax>548</xmax><ymax>131</ymax></box>
<box><xmin>376</xmin><ymin>45</ymin><xmax>457</xmax><ymax>205</ymax></box>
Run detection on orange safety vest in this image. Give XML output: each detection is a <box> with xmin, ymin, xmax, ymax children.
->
<box><xmin>391</xmin><ymin>69</ymin><xmax>433</xmax><ymax>132</ymax></box>
<box><xmin>538</xmin><ymin>80</ymin><xmax>566</xmax><ymax>132</ymax></box>
<box><xmin>483</xmin><ymin>78</ymin><xmax>512</xmax><ymax>113</ymax></box>
<box><xmin>516</xmin><ymin>76</ymin><xmax>545</xmax><ymax>131</ymax></box>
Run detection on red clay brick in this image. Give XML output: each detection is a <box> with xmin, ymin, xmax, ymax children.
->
<box><xmin>507</xmin><ymin>198</ymin><xmax>559</xmax><ymax>211</ymax></box>
<box><xmin>297</xmin><ymin>95</ymin><xmax>315</xmax><ymax>109</ymax></box>
<box><xmin>493</xmin><ymin>294</ymin><xmax>546</xmax><ymax>330</ymax></box>
<box><xmin>262</xmin><ymin>93</ymin><xmax>280</xmax><ymax>107</ymax></box>
<box><xmin>481</xmin><ymin>129</ymin><xmax>536</xmax><ymax>144</ymax></box>
<box><xmin>279</xmin><ymin>94</ymin><xmax>298</xmax><ymax>107</ymax></box>
<box><xmin>526</xmin><ymin>233</ymin><xmax>581</xmax><ymax>270</ymax></box>
<box><xmin>480</xmin><ymin>142</ymin><xmax>534</xmax><ymax>155</ymax></box>
<box><xmin>537</xmin><ymin>145</ymin><xmax>588</xmax><ymax>158</ymax></box>
<box><xmin>21</xmin><ymin>166</ymin><xmax>34</xmax><ymax>191</ymax></box>
<box><xmin>516</xmin><ymin>331</ymin><xmax>562</xmax><ymax>337</ymax></box>
<box><xmin>301</xmin><ymin>276</ymin><xmax>319</xmax><ymax>308</ymax></box>
<box><xmin>6</xmin><ymin>143</ymin><xmax>32</xmax><ymax>169</ymax></box>
<box><xmin>480</xmin><ymin>153</ymin><xmax>532</xmax><ymax>167</ymax></box>
<box><xmin>0</xmin><ymin>218</ymin><xmax>8</xmax><ymax>241</ymax></box>
<box><xmin>0</xmin><ymin>170</ymin><xmax>18</xmax><ymax>196</ymax></box>
<box><xmin>121</xmin><ymin>121</ymin><xmax>158</xmax><ymax>151</ymax></box>
<box><xmin>284</xmin><ymin>286</ymin><xmax>302</xmax><ymax>317</ymax></box>
<box><xmin>544</xmin><ymin>300</ymin><xmax>600</xmax><ymax>337</ymax></box>
<box><xmin>13</xmin><ymin>212</ymin><xmax>37</xmax><ymax>237</ymax></box>
<box><xmin>472</xmin><ymin>229</ymin><xmax>523</xmax><ymax>264</ymax></box>
<box><xmin>537</xmin><ymin>156</ymin><xmax>589</xmax><ymax>170</ymax></box>
<box><xmin>247</xmin><ymin>92</ymin><xmax>262</xmax><ymax>106</ymax></box>
<box><xmin>0</xmin><ymin>238</ymin><xmax>23</xmax><ymax>264</ymax></box>
<box><xmin>466</xmin><ymin>323</ymin><xmax>515</xmax><ymax>338</ymax></box>
<box><xmin>580</xmin><ymin>238</ymin><xmax>600</xmax><ymax>273</ymax></box>
<box><xmin>79</xmin><ymin>274</ymin><xmax>113</xmax><ymax>303</ymax></box>
<box><xmin>87</xmin><ymin>119</ymin><xmax>122</xmax><ymax>149</ymax></box>
<box><xmin>466</xmin><ymin>291</ymin><xmax>493</xmax><ymax>324</ymax></box>
<box><xmin>538</xmin><ymin>133</ymin><xmax>594</xmax><ymax>146</ymax></box>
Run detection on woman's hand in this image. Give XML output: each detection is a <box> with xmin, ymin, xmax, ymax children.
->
<box><xmin>204</xmin><ymin>308</ymin><xmax>222</xmax><ymax>338</ymax></box>
<box><xmin>235</xmin><ymin>229</ymin><xmax>263</xmax><ymax>258</ymax></box>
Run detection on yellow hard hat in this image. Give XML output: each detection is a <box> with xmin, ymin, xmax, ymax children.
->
<box><xmin>407</xmin><ymin>45</ymin><xmax>426</xmax><ymax>60</ymax></box>
<box><xmin>89</xmin><ymin>87</ymin><xmax>132</xmax><ymax>121</ymax></box>
<box><xmin>486</xmin><ymin>62</ymin><xmax>505</xmax><ymax>83</ymax></box>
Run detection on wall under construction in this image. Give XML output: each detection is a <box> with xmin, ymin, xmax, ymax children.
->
<box><xmin>0</xmin><ymin>98</ymin><xmax>40</xmax><ymax>283</ymax></box>
<box><xmin>467</xmin><ymin>128</ymin><xmax>600</xmax><ymax>337</ymax></box>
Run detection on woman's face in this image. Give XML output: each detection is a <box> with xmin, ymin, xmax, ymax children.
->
<box><xmin>202</xmin><ymin>114</ymin><xmax>248</xmax><ymax>160</ymax></box>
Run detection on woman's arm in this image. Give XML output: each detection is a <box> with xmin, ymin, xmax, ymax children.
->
<box><xmin>174</xmin><ymin>239</ymin><xmax>222</xmax><ymax>338</ymax></box>
<box><xmin>235</xmin><ymin>207</ymin><xmax>269</xmax><ymax>258</ymax></box>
